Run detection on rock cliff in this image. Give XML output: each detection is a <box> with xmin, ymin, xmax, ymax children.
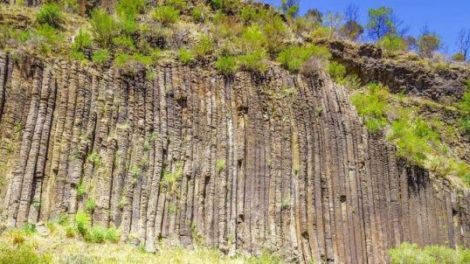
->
<box><xmin>0</xmin><ymin>51</ymin><xmax>469</xmax><ymax>263</ymax></box>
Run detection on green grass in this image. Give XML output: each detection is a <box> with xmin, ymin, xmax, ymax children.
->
<box><xmin>0</xmin><ymin>244</ymin><xmax>51</xmax><ymax>264</ymax></box>
<box><xmin>238</xmin><ymin>50</ymin><xmax>268</xmax><ymax>73</ymax></box>
<box><xmin>378</xmin><ymin>34</ymin><xmax>408</xmax><ymax>53</ymax></box>
<box><xmin>91</xmin><ymin>8</ymin><xmax>120</xmax><ymax>48</ymax></box>
<box><xmin>92</xmin><ymin>49</ymin><xmax>110</xmax><ymax>64</ymax></box>
<box><xmin>389</xmin><ymin>243</ymin><xmax>470</xmax><ymax>264</ymax></box>
<box><xmin>328</xmin><ymin>61</ymin><xmax>347</xmax><ymax>81</ymax></box>
<box><xmin>72</xmin><ymin>29</ymin><xmax>92</xmax><ymax>53</ymax></box>
<box><xmin>277</xmin><ymin>44</ymin><xmax>331</xmax><ymax>73</ymax></box>
<box><xmin>153</xmin><ymin>5</ymin><xmax>180</xmax><ymax>25</ymax></box>
<box><xmin>178</xmin><ymin>48</ymin><xmax>195</xmax><ymax>64</ymax></box>
<box><xmin>36</xmin><ymin>3</ymin><xmax>63</xmax><ymax>29</ymax></box>
<box><xmin>194</xmin><ymin>35</ymin><xmax>214</xmax><ymax>58</ymax></box>
<box><xmin>215</xmin><ymin>56</ymin><xmax>238</xmax><ymax>76</ymax></box>
<box><xmin>351</xmin><ymin>83</ymin><xmax>389</xmax><ymax>133</ymax></box>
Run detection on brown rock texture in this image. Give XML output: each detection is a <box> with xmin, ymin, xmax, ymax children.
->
<box><xmin>0</xmin><ymin>51</ymin><xmax>469</xmax><ymax>263</ymax></box>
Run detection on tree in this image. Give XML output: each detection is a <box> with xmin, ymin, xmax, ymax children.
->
<box><xmin>366</xmin><ymin>7</ymin><xmax>398</xmax><ymax>41</ymax></box>
<box><xmin>340</xmin><ymin>4</ymin><xmax>364</xmax><ymax>40</ymax></box>
<box><xmin>456</xmin><ymin>29</ymin><xmax>470</xmax><ymax>61</ymax></box>
<box><xmin>305</xmin><ymin>8</ymin><xmax>323</xmax><ymax>24</ymax></box>
<box><xmin>281</xmin><ymin>0</ymin><xmax>299</xmax><ymax>18</ymax></box>
<box><xmin>324</xmin><ymin>11</ymin><xmax>343</xmax><ymax>39</ymax></box>
<box><xmin>417</xmin><ymin>28</ymin><xmax>441</xmax><ymax>58</ymax></box>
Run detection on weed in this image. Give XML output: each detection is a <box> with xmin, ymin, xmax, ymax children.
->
<box><xmin>238</xmin><ymin>50</ymin><xmax>268</xmax><ymax>73</ymax></box>
<box><xmin>216</xmin><ymin>159</ymin><xmax>226</xmax><ymax>173</ymax></box>
<box><xmin>75</xmin><ymin>211</ymin><xmax>90</xmax><ymax>237</ymax></box>
<box><xmin>215</xmin><ymin>56</ymin><xmax>238</xmax><ymax>76</ymax></box>
<box><xmin>153</xmin><ymin>6</ymin><xmax>180</xmax><ymax>25</ymax></box>
<box><xmin>92</xmin><ymin>49</ymin><xmax>110</xmax><ymax>64</ymax></box>
<box><xmin>85</xmin><ymin>198</ymin><xmax>96</xmax><ymax>212</ymax></box>
<box><xmin>178</xmin><ymin>48</ymin><xmax>194</xmax><ymax>64</ymax></box>
<box><xmin>277</xmin><ymin>44</ymin><xmax>331</xmax><ymax>73</ymax></box>
<box><xmin>351</xmin><ymin>83</ymin><xmax>389</xmax><ymax>133</ymax></box>
<box><xmin>36</xmin><ymin>3</ymin><xmax>63</xmax><ymax>29</ymax></box>
<box><xmin>87</xmin><ymin>152</ymin><xmax>102</xmax><ymax>167</ymax></box>
<box><xmin>328</xmin><ymin>62</ymin><xmax>347</xmax><ymax>81</ymax></box>
<box><xmin>91</xmin><ymin>9</ymin><xmax>120</xmax><ymax>48</ymax></box>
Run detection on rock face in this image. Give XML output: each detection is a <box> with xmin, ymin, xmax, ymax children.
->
<box><xmin>325</xmin><ymin>40</ymin><xmax>470</xmax><ymax>102</ymax></box>
<box><xmin>0</xmin><ymin>51</ymin><xmax>469</xmax><ymax>263</ymax></box>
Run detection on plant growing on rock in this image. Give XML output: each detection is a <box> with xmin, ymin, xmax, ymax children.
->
<box><xmin>215</xmin><ymin>56</ymin><xmax>238</xmax><ymax>76</ymax></box>
<box><xmin>277</xmin><ymin>44</ymin><xmax>331</xmax><ymax>73</ymax></box>
<box><xmin>36</xmin><ymin>3</ymin><xmax>64</xmax><ymax>29</ymax></box>
<box><xmin>153</xmin><ymin>5</ymin><xmax>180</xmax><ymax>25</ymax></box>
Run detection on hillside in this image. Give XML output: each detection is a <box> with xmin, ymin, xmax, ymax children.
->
<box><xmin>0</xmin><ymin>1</ymin><xmax>469</xmax><ymax>263</ymax></box>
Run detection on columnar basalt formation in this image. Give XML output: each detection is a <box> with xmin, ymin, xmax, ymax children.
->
<box><xmin>0</xmin><ymin>51</ymin><xmax>469</xmax><ymax>263</ymax></box>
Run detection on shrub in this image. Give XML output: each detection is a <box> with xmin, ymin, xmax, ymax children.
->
<box><xmin>178</xmin><ymin>48</ymin><xmax>194</xmax><ymax>64</ymax></box>
<box><xmin>91</xmin><ymin>9</ymin><xmax>120</xmax><ymax>48</ymax></box>
<box><xmin>72</xmin><ymin>30</ymin><xmax>92</xmax><ymax>60</ymax></box>
<box><xmin>153</xmin><ymin>6</ymin><xmax>180</xmax><ymax>25</ymax></box>
<box><xmin>277</xmin><ymin>44</ymin><xmax>331</xmax><ymax>73</ymax></box>
<box><xmin>418</xmin><ymin>32</ymin><xmax>441</xmax><ymax>58</ymax></box>
<box><xmin>193</xmin><ymin>35</ymin><xmax>213</xmax><ymax>58</ymax></box>
<box><xmin>328</xmin><ymin>62</ymin><xmax>346</xmax><ymax>81</ymax></box>
<box><xmin>351</xmin><ymin>83</ymin><xmax>389</xmax><ymax>133</ymax></box>
<box><xmin>216</xmin><ymin>159</ymin><xmax>226</xmax><ymax>173</ymax></box>
<box><xmin>92</xmin><ymin>49</ymin><xmax>110</xmax><ymax>64</ymax></box>
<box><xmin>389</xmin><ymin>243</ymin><xmax>470</xmax><ymax>264</ymax></box>
<box><xmin>452</xmin><ymin>52</ymin><xmax>466</xmax><ymax>62</ymax></box>
<box><xmin>240</xmin><ymin>25</ymin><xmax>267</xmax><ymax>54</ymax></box>
<box><xmin>85</xmin><ymin>227</ymin><xmax>106</xmax><ymax>243</ymax></box>
<box><xmin>238</xmin><ymin>50</ymin><xmax>269</xmax><ymax>73</ymax></box>
<box><xmin>262</xmin><ymin>16</ymin><xmax>289</xmax><ymax>54</ymax></box>
<box><xmin>311</xmin><ymin>26</ymin><xmax>332</xmax><ymax>39</ymax></box>
<box><xmin>34</xmin><ymin>24</ymin><xmax>63</xmax><ymax>55</ymax></box>
<box><xmin>112</xmin><ymin>35</ymin><xmax>135</xmax><ymax>52</ymax></box>
<box><xmin>192</xmin><ymin>5</ymin><xmax>206</xmax><ymax>22</ymax></box>
<box><xmin>215</xmin><ymin>56</ymin><xmax>238</xmax><ymax>76</ymax></box>
<box><xmin>75</xmin><ymin>211</ymin><xmax>90</xmax><ymax>237</ymax></box>
<box><xmin>116</xmin><ymin>0</ymin><xmax>145</xmax><ymax>19</ymax></box>
<box><xmin>36</xmin><ymin>3</ymin><xmax>63</xmax><ymax>29</ymax></box>
<box><xmin>85</xmin><ymin>198</ymin><xmax>96</xmax><ymax>212</ymax></box>
<box><xmin>378</xmin><ymin>34</ymin><xmax>408</xmax><ymax>53</ymax></box>
<box><xmin>0</xmin><ymin>244</ymin><xmax>52</xmax><ymax>264</ymax></box>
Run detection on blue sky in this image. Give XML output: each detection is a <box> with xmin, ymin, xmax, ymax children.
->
<box><xmin>261</xmin><ymin>0</ymin><xmax>470</xmax><ymax>54</ymax></box>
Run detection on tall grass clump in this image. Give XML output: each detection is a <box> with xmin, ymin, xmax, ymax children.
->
<box><xmin>277</xmin><ymin>44</ymin><xmax>331</xmax><ymax>73</ymax></box>
<box><xmin>36</xmin><ymin>3</ymin><xmax>64</xmax><ymax>29</ymax></box>
<box><xmin>351</xmin><ymin>83</ymin><xmax>389</xmax><ymax>133</ymax></box>
<box><xmin>389</xmin><ymin>243</ymin><xmax>470</xmax><ymax>264</ymax></box>
<box><xmin>215</xmin><ymin>56</ymin><xmax>238</xmax><ymax>76</ymax></box>
<box><xmin>153</xmin><ymin>6</ymin><xmax>180</xmax><ymax>25</ymax></box>
<box><xmin>91</xmin><ymin>9</ymin><xmax>120</xmax><ymax>48</ymax></box>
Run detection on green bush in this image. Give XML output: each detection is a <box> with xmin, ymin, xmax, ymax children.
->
<box><xmin>34</xmin><ymin>24</ymin><xmax>63</xmax><ymax>55</ymax></box>
<box><xmin>92</xmin><ymin>49</ymin><xmax>110</xmax><ymax>64</ymax></box>
<box><xmin>72</xmin><ymin>29</ymin><xmax>92</xmax><ymax>60</ymax></box>
<box><xmin>0</xmin><ymin>244</ymin><xmax>51</xmax><ymax>264</ymax></box>
<box><xmin>178</xmin><ymin>48</ymin><xmax>194</xmax><ymax>64</ymax></box>
<box><xmin>112</xmin><ymin>35</ymin><xmax>135</xmax><ymax>52</ymax></box>
<box><xmin>238</xmin><ymin>50</ymin><xmax>269</xmax><ymax>73</ymax></box>
<box><xmin>192</xmin><ymin>5</ymin><xmax>206</xmax><ymax>22</ymax></box>
<box><xmin>153</xmin><ymin>6</ymin><xmax>180</xmax><ymax>25</ymax></box>
<box><xmin>193</xmin><ymin>35</ymin><xmax>214</xmax><ymax>58</ymax></box>
<box><xmin>215</xmin><ymin>56</ymin><xmax>238</xmax><ymax>76</ymax></box>
<box><xmin>91</xmin><ymin>9</ymin><xmax>120</xmax><ymax>48</ymax></box>
<box><xmin>351</xmin><ymin>83</ymin><xmax>389</xmax><ymax>133</ymax></box>
<box><xmin>116</xmin><ymin>0</ymin><xmax>145</xmax><ymax>19</ymax></box>
<box><xmin>75</xmin><ymin>211</ymin><xmax>90</xmax><ymax>237</ymax></box>
<box><xmin>328</xmin><ymin>62</ymin><xmax>347</xmax><ymax>81</ymax></box>
<box><xmin>277</xmin><ymin>44</ymin><xmax>331</xmax><ymax>73</ymax></box>
<box><xmin>378</xmin><ymin>34</ymin><xmax>408</xmax><ymax>53</ymax></box>
<box><xmin>389</xmin><ymin>243</ymin><xmax>470</xmax><ymax>264</ymax></box>
<box><xmin>240</xmin><ymin>25</ymin><xmax>267</xmax><ymax>54</ymax></box>
<box><xmin>36</xmin><ymin>3</ymin><xmax>63</xmax><ymax>29</ymax></box>
<box><xmin>85</xmin><ymin>198</ymin><xmax>96</xmax><ymax>212</ymax></box>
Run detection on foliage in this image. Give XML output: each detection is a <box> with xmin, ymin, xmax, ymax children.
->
<box><xmin>388</xmin><ymin>111</ymin><xmax>441</xmax><ymax>164</ymax></box>
<box><xmin>153</xmin><ymin>5</ymin><xmax>180</xmax><ymax>25</ymax></box>
<box><xmin>113</xmin><ymin>35</ymin><xmax>135</xmax><ymax>52</ymax></box>
<box><xmin>178</xmin><ymin>48</ymin><xmax>194</xmax><ymax>64</ymax></box>
<box><xmin>193</xmin><ymin>35</ymin><xmax>213</xmax><ymax>58</ymax></box>
<box><xmin>460</xmin><ymin>81</ymin><xmax>470</xmax><ymax>136</ymax></box>
<box><xmin>328</xmin><ymin>62</ymin><xmax>346</xmax><ymax>81</ymax></box>
<box><xmin>277</xmin><ymin>44</ymin><xmax>331</xmax><ymax>73</ymax></box>
<box><xmin>418</xmin><ymin>33</ymin><xmax>441</xmax><ymax>58</ymax></box>
<box><xmin>216</xmin><ymin>159</ymin><xmax>226</xmax><ymax>173</ymax></box>
<box><xmin>378</xmin><ymin>34</ymin><xmax>408</xmax><ymax>53</ymax></box>
<box><xmin>75</xmin><ymin>211</ymin><xmax>90</xmax><ymax>237</ymax></box>
<box><xmin>71</xmin><ymin>29</ymin><xmax>92</xmax><ymax>60</ymax></box>
<box><xmin>281</xmin><ymin>0</ymin><xmax>299</xmax><ymax>18</ymax></box>
<box><xmin>310</xmin><ymin>26</ymin><xmax>332</xmax><ymax>40</ymax></box>
<box><xmin>192</xmin><ymin>5</ymin><xmax>206</xmax><ymax>22</ymax></box>
<box><xmin>261</xmin><ymin>16</ymin><xmax>289</xmax><ymax>54</ymax></box>
<box><xmin>91</xmin><ymin>9</ymin><xmax>120</xmax><ymax>48</ymax></box>
<box><xmin>389</xmin><ymin>243</ymin><xmax>470</xmax><ymax>264</ymax></box>
<box><xmin>238</xmin><ymin>50</ymin><xmax>269</xmax><ymax>73</ymax></box>
<box><xmin>0</xmin><ymin>244</ymin><xmax>51</xmax><ymax>264</ymax></box>
<box><xmin>452</xmin><ymin>52</ymin><xmax>466</xmax><ymax>62</ymax></box>
<box><xmin>92</xmin><ymin>49</ymin><xmax>110</xmax><ymax>64</ymax></box>
<box><xmin>240</xmin><ymin>25</ymin><xmax>267</xmax><ymax>54</ymax></box>
<box><xmin>36</xmin><ymin>3</ymin><xmax>63</xmax><ymax>29</ymax></box>
<box><xmin>215</xmin><ymin>56</ymin><xmax>238</xmax><ymax>76</ymax></box>
<box><xmin>34</xmin><ymin>24</ymin><xmax>64</xmax><ymax>55</ymax></box>
<box><xmin>340</xmin><ymin>20</ymin><xmax>364</xmax><ymax>41</ymax></box>
<box><xmin>85</xmin><ymin>198</ymin><xmax>96</xmax><ymax>212</ymax></box>
<box><xmin>351</xmin><ymin>83</ymin><xmax>389</xmax><ymax>133</ymax></box>
<box><xmin>367</xmin><ymin>6</ymin><xmax>398</xmax><ymax>40</ymax></box>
